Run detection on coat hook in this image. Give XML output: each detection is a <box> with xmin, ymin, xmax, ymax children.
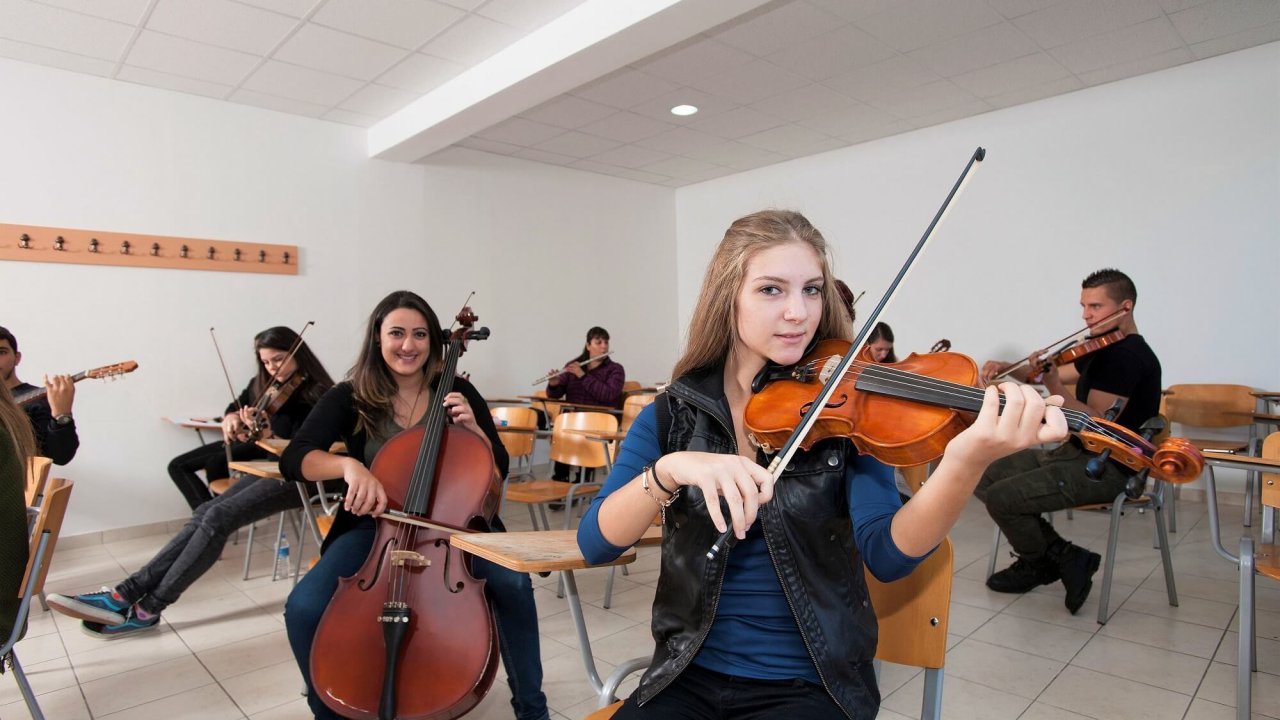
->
<box><xmin>233</xmin><ymin>248</ymin><xmax>241</xmax><ymax>261</ymax></box>
<box><xmin>121</xmin><ymin>240</ymin><xmax>131</xmax><ymax>255</ymax></box>
<box><xmin>207</xmin><ymin>246</ymin><xmax>216</xmax><ymax>260</ymax></box>
<box><xmin>150</xmin><ymin>242</ymin><xmax>160</xmax><ymax>256</ymax></box>
<box><xmin>180</xmin><ymin>244</ymin><xmax>189</xmax><ymax>258</ymax></box>
<box><xmin>282</xmin><ymin>251</ymin><xmax>291</xmax><ymax>265</ymax></box>
<box><xmin>18</xmin><ymin>234</ymin><xmax>31</xmax><ymax>249</ymax></box>
<box><xmin>88</xmin><ymin>238</ymin><xmax>99</xmax><ymax>253</ymax></box>
<box><xmin>258</xmin><ymin>249</ymin><xmax>266</xmax><ymax>263</ymax></box>
<box><xmin>53</xmin><ymin>236</ymin><xmax>66</xmax><ymax>251</ymax></box>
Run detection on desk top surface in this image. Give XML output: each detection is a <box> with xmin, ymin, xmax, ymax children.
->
<box><xmin>450</xmin><ymin>530</ymin><xmax>635</xmax><ymax>572</ymax></box>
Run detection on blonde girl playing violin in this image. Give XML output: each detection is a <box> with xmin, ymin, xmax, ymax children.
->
<box><xmin>577</xmin><ymin>210</ymin><xmax>1066</xmax><ymax>719</ymax></box>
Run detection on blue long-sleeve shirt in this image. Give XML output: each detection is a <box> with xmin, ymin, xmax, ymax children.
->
<box><xmin>577</xmin><ymin>403</ymin><xmax>928</xmax><ymax>682</ymax></box>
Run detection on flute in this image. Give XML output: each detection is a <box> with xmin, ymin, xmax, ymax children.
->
<box><xmin>531</xmin><ymin>351</ymin><xmax>613</xmax><ymax>385</ymax></box>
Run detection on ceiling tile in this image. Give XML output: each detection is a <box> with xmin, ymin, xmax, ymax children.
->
<box><xmin>376</xmin><ymin>52</ymin><xmax>462</xmax><ymax>93</ymax></box>
<box><xmin>908</xmin><ymin>98</ymin><xmax>992</xmax><ymax>128</ymax></box>
<box><xmin>1169</xmin><ymin>0</ymin><xmax>1280</xmax><ymax>44</ymax></box>
<box><xmin>821</xmin><ymin>54</ymin><xmax>939</xmax><ymax>102</ymax></box>
<box><xmin>456</xmin><ymin>136</ymin><xmax>524</xmax><ymax>154</ymax></box>
<box><xmin>853</xmin><ymin>0</ymin><xmax>1004</xmax><ymax>52</ymax></box>
<box><xmin>232</xmin><ymin>0</ymin><xmax>315</xmax><ymax>17</ymax></box>
<box><xmin>1189</xmin><ymin>20</ymin><xmax>1280</xmax><ymax>59</ymax></box>
<box><xmin>683</xmin><ymin>140</ymin><xmax>787</xmax><ymax>170</ymax></box>
<box><xmin>147</xmin><ymin>0</ymin><xmax>298</xmax><ymax>55</ymax></box>
<box><xmin>805</xmin><ymin>0</ymin><xmax>899</xmax><ymax>23</ymax></box>
<box><xmin>984</xmin><ymin>75</ymin><xmax>1084</xmax><ymax>108</ymax></box>
<box><xmin>1158</xmin><ymin>0</ymin><xmax>1212</xmax><ymax>10</ymax></box>
<box><xmin>836</xmin><ymin>118</ymin><xmax>912</xmax><ymax>144</ymax></box>
<box><xmin>749</xmin><ymin>83</ymin><xmax>857</xmax><ymax>123</ymax></box>
<box><xmin>572</xmin><ymin>69</ymin><xmax>679</xmax><ymax>109</ymax></box>
<box><xmin>241</xmin><ymin>60</ymin><xmax>364</xmax><ymax>106</ymax></box>
<box><xmin>687</xmin><ymin>59</ymin><xmax>809</xmax><ymax>105</ymax></box>
<box><xmin>1013</xmin><ymin>0</ymin><xmax>1165</xmax><ymax>49</ymax></box>
<box><xmin>586</xmin><ymin>144</ymin><xmax>673</xmax><ymax>170</ymax></box>
<box><xmin>275</xmin><ymin>23</ymin><xmax>406</xmax><ymax>81</ymax></box>
<box><xmin>866</xmin><ymin>79</ymin><xmax>980</xmax><ymax>118</ymax></box>
<box><xmin>765</xmin><ymin>24</ymin><xmax>896</xmax><ymax>81</ymax></box>
<box><xmin>339</xmin><ymin>83</ymin><xmax>415</xmax><ymax>116</ymax></box>
<box><xmin>640</xmin><ymin>155</ymin><xmax>721</xmax><ymax>178</ymax></box>
<box><xmin>474</xmin><ymin>116</ymin><xmax>565</xmax><ymax>146</ymax></box>
<box><xmin>323</xmin><ymin>108</ymin><xmax>380</xmax><ymax>127</ymax></box>
<box><xmin>475</xmin><ymin>0</ymin><xmax>584</xmax><ymax>30</ymax></box>
<box><xmin>512</xmin><ymin>146</ymin><xmax>578</xmax><ymax>166</ymax></box>
<box><xmin>615</xmin><ymin>168</ymin><xmax>672</xmax><ymax>184</ymax></box>
<box><xmin>713</xmin><ymin>1</ymin><xmax>849</xmax><ymax>57</ymax></box>
<box><xmin>1078</xmin><ymin>46</ymin><xmax>1193</xmax><ymax>85</ymax></box>
<box><xmin>664</xmin><ymin>165</ymin><xmax>737</xmax><ymax>186</ymax></box>
<box><xmin>126</xmin><ymin>30</ymin><xmax>259</xmax><ymax>86</ymax></box>
<box><xmin>985</xmin><ymin>0</ymin><xmax>1063</xmax><ymax>19</ymax></box>
<box><xmin>794</xmin><ymin>101</ymin><xmax>898</xmax><ymax>137</ymax></box>
<box><xmin>634</xmin><ymin>36</ymin><xmax>757</xmax><ymax>85</ymax></box>
<box><xmin>738</xmin><ymin>124</ymin><xmax>835</xmax><ymax>154</ymax></box>
<box><xmin>1049</xmin><ymin>17</ymin><xmax>1185</xmax><ymax>74</ymax></box>
<box><xmin>567</xmin><ymin>158</ymin><xmax>630</xmax><ymax>175</ymax></box>
<box><xmin>230</xmin><ymin>87</ymin><xmax>329</xmax><ymax>116</ymax></box>
<box><xmin>36</xmin><ymin>0</ymin><xmax>151</xmax><ymax>24</ymax></box>
<box><xmin>949</xmin><ymin>52</ymin><xmax>1073</xmax><ymax>98</ymax></box>
<box><xmin>624</xmin><ymin>87</ymin><xmax>739</xmax><ymax>125</ymax></box>
<box><xmin>633</xmin><ymin>126</ymin><xmax>729</xmax><ymax>155</ymax></box>
<box><xmin>0</xmin><ymin>36</ymin><xmax>116</xmax><ymax>76</ymax></box>
<box><xmin>421</xmin><ymin>13</ymin><xmax>520</xmax><ymax>65</ymax></box>
<box><xmin>688</xmin><ymin>106</ymin><xmax>786</xmax><ymax>139</ymax></box>
<box><xmin>520</xmin><ymin>95</ymin><xmax>619</xmax><ymax>129</ymax></box>
<box><xmin>0</xmin><ymin>0</ymin><xmax>135</xmax><ymax>60</ymax></box>
<box><xmin>117</xmin><ymin>64</ymin><xmax>232</xmax><ymax>99</ymax></box>
<box><xmin>906</xmin><ymin>22</ymin><xmax>1039</xmax><ymax>78</ymax></box>
<box><xmin>577</xmin><ymin>111</ymin><xmax>675</xmax><ymax>143</ymax></box>
<box><xmin>530</xmin><ymin>130</ymin><xmax>622</xmax><ymax>158</ymax></box>
<box><xmin>312</xmin><ymin>0</ymin><xmax>464</xmax><ymax>49</ymax></box>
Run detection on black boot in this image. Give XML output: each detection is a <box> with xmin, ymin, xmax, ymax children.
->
<box><xmin>1048</xmin><ymin>539</ymin><xmax>1102</xmax><ymax>615</ymax></box>
<box><xmin>987</xmin><ymin>553</ymin><xmax>1060</xmax><ymax>593</ymax></box>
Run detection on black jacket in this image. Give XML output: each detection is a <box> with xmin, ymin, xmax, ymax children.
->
<box><xmin>636</xmin><ymin>365</ymin><xmax>880</xmax><ymax>719</ymax></box>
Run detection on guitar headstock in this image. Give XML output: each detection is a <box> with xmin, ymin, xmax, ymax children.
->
<box><xmin>85</xmin><ymin>360</ymin><xmax>139</xmax><ymax>379</ymax></box>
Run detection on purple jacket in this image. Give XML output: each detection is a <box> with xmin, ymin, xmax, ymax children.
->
<box><xmin>547</xmin><ymin>357</ymin><xmax>625</xmax><ymax>407</ymax></box>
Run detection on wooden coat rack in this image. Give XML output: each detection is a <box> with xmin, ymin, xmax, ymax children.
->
<box><xmin>0</xmin><ymin>223</ymin><xmax>299</xmax><ymax>275</ymax></box>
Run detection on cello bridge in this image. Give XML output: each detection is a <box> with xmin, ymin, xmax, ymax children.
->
<box><xmin>388</xmin><ymin>550</ymin><xmax>429</xmax><ymax>568</ymax></box>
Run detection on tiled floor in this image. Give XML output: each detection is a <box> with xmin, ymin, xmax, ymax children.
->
<box><xmin>4</xmin><ymin>493</ymin><xmax>1278</xmax><ymax>719</ymax></box>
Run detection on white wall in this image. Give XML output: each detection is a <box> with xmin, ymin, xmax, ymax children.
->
<box><xmin>0</xmin><ymin>59</ymin><xmax>676</xmax><ymax>536</ymax></box>
<box><xmin>676</xmin><ymin>42</ymin><xmax>1280</xmax><ymax>491</ymax></box>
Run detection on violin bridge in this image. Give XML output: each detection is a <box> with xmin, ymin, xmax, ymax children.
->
<box><xmin>818</xmin><ymin>356</ymin><xmax>841</xmax><ymax>384</ymax></box>
<box><xmin>388</xmin><ymin>550</ymin><xmax>429</xmax><ymax>568</ymax></box>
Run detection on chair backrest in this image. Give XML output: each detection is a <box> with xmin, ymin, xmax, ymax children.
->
<box><xmin>24</xmin><ymin>456</ymin><xmax>52</xmax><ymax>508</ymax></box>
<box><xmin>865</xmin><ymin>536</ymin><xmax>953</xmax><ymax>670</ymax></box>
<box><xmin>620</xmin><ymin>393</ymin><xmax>656</xmax><ymax>433</ymax></box>
<box><xmin>549</xmin><ymin>412</ymin><xmax>618</xmax><ymax>469</ymax></box>
<box><xmin>21</xmin><ymin>477</ymin><xmax>73</xmax><ymax>597</ymax></box>
<box><xmin>1162</xmin><ymin>384</ymin><xmax>1256</xmax><ymax>428</ymax></box>
<box><xmin>531</xmin><ymin>389</ymin><xmax>566</xmax><ymax>426</ymax></box>
<box><xmin>492</xmin><ymin>406</ymin><xmax>538</xmax><ymax>460</ymax></box>
<box><xmin>621</xmin><ymin>380</ymin><xmax>642</xmax><ymax>394</ymax></box>
<box><xmin>899</xmin><ymin>464</ymin><xmax>929</xmax><ymax>494</ymax></box>
<box><xmin>1263</xmin><ymin>432</ymin><xmax>1280</xmax><ymax>512</ymax></box>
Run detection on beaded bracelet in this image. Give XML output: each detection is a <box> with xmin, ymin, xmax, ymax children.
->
<box><xmin>641</xmin><ymin>464</ymin><xmax>679</xmax><ymax>524</ymax></box>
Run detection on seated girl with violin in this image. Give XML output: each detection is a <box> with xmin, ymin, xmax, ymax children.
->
<box><xmin>166</xmin><ymin>327</ymin><xmax>330</xmax><ymax>510</ymax></box>
<box><xmin>280</xmin><ymin>290</ymin><xmax>548</xmax><ymax>720</ymax></box>
<box><xmin>47</xmin><ymin>327</ymin><xmax>333</xmax><ymax>638</ymax></box>
<box><xmin>577</xmin><ymin>210</ymin><xmax>1066</xmax><ymax>719</ymax></box>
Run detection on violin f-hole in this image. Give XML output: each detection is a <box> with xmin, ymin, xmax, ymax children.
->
<box><xmin>800</xmin><ymin>392</ymin><xmax>849</xmax><ymax>416</ymax></box>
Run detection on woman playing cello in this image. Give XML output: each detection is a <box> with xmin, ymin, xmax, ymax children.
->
<box><xmin>281</xmin><ymin>290</ymin><xmax>548</xmax><ymax>720</ymax></box>
<box><xmin>577</xmin><ymin>210</ymin><xmax>1067</xmax><ymax>719</ymax></box>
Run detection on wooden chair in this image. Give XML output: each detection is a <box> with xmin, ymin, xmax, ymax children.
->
<box><xmin>505</xmin><ymin>412</ymin><xmax>617</xmax><ymax>531</ymax></box>
<box><xmin>585</xmin><ymin>537</ymin><xmax>956</xmax><ymax>719</ymax></box>
<box><xmin>620</xmin><ymin>394</ymin><xmax>656</xmax><ymax>433</ymax></box>
<box><xmin>1163</xmin><ymin>384</ymin><xmax>1257</xmax><ymax>526</ymax></box>
<box><xmin>492</xmin><ymin>406</ymin><xmax>539</xmax><ymax>483</ymax></box>
<box><xmin>4</xmin><ymin>477</ymin><xmax>74</xmax><ymax>720</ymax></box>
<box><xmin>530</xmin><ymin>389</ymin><xmax>567</xmax><ymax>429</ymax></box>
<box><xmin>23</xmin><ymin>456</ymin><xmax>52</xmax><ymax>509</ymax></box>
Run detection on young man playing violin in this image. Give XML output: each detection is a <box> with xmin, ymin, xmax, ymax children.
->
<box><xmin>0</xmin><ymin>326</ymin><xmax>79</xmax><ymax>465</ymax></box>
<box><xmin>976</xmin><ymin>268</ymin><xmax>1161</xmax><ymax>614</ymax></box>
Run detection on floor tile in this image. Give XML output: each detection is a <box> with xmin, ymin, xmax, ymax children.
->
<box><xmin>944</xmin><ymin>637</ymin><xmax>1065</xmax><ymax>699</ymax></box>
<box><xmin>1038</xmin><ymin>665</ymin><xmax>1191</xmax><ymax>719</ymax></box>
<box><xmin>80</xmin><ymin>654</ymin><xmax>216</xmax><ymax>716</ymax></box>
<box><xmin>1072</xmin><ymin>634</ymin><xmax>1210</xmax><ymax>694</ymax></box>
<box><xmin>969</xmin><ymin>612</ymin><xmax>1095</xmax><ymax>663</ymax></box>
<box><xmin>98</xmin><ymin>682</ymin><xmax>244</xmax><ymax>719</ymax></box>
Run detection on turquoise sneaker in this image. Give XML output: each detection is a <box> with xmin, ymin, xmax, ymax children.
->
<box><xmin>47</xmin><ymin>588</ymin><xmax>130</xmax><ymax>625</ymax></box>
<box><xmin>81</xmin><ymin>612</ymin><xmax>160</xmax><ymax>639</ymax></box>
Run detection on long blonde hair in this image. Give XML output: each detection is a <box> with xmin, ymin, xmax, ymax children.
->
<box><xmin>672</xmin><ymin>210</ymin><xmax>852</xmax><ymax>380</ymax></box>
<box><xmin>0</xmin><ymin>383</ymin><xmax>36</xmax><ymax>466</ymax></box>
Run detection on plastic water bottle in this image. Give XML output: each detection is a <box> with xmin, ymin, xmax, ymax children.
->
<box><xmin>275</xmin><ymin>532</ymin><xmax>290</xmax><ymax>576</ymax></box>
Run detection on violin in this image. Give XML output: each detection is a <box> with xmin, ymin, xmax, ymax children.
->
<box><xmin>243</xmin><ymin>371</ymin><xmax>306</xmax><ymax>439</ymax></box>
<box><xmin>988</xmin><ymin>309</ymin><xmax>1129</xmax><ymax>385</ymax></box>
<box><xmin>310</xmin><ymin>306</ymin><xmax>499</xmax><ymax>720</ymax></box>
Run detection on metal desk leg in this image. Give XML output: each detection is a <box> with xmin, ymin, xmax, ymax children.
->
<box><xmin>561</xmin><ymin>570</ymin><xmax>604</xmax><ymax>695</ymax></box>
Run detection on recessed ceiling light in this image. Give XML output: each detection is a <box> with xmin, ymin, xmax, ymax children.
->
<box><xmin>670</xmin><ymin>104</ymin><xmax>698</xmax><ymax>116</ymax></box>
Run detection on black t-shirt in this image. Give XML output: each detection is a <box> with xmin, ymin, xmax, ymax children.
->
<box><xmin>1073</xmin><ymin>334</ymin><xmax>1161</xmax><ymax>433</ymax></box>
<box><xmin>14</xmin><ymin>382</ymin><xmax>79</xmax><ymax>466</ymax></box>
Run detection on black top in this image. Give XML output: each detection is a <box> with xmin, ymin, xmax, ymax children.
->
<box><xmin>1073</xmin><ymin>334</ymin><xmax>1162</xmax><ymax>433</ymax></box>
<box><xmin>280</xmin><ymin>379</ymin><xmax>508</xmax><ymax>550</ymax></box>
<box><xmin>15</xmin><ymin>382</ymin><xmax>78</xmax><ymax>466</ymax></box>
<box><xmin>224</xmin><ymin>378</ymin><xmax>316</xmax><ymax>441</ymax></box>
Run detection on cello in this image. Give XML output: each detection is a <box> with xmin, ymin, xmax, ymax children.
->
<box><xmin>310</xmin><ymin>308</ymin><xmax>501</xmax><ymax>720</ymax></box>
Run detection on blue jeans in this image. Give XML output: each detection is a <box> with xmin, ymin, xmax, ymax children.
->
<box><xmin>284</xmin><ymin>519</ymin><xmax>549</xmax><ymax>720</ymax></box>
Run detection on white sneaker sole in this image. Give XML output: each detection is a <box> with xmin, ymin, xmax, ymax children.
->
<box><xmin>47</xmin><ymin>594</ymin><xmax>127</xmax><ymax>625</ymax></box>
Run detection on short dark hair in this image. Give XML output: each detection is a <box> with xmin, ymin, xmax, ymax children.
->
<box><xmin>1082</xmin><ymin>268</ymin><xmax>1137</xmax><ymax>304</ymax></box>
<box><xmin>0</xmin><ymin>326</ymin><xmax>16</xmax><ymax>353</ymax></box>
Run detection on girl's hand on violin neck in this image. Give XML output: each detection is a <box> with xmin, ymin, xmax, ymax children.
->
<box><xmin>947</xmin><ymin>383</ymin><xmax>1068</xmax><ymax>470</ymax></box>
<box><xmin>661</xmin><ymin>452</ymin><xmax>775</xmax><ymax>540</ymax></box>
<box><xmin>342</xmin><ymin>458</ymin><xmax>388</xmax><ymax>516</ymax></box>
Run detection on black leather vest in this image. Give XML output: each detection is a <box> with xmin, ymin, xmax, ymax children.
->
<box><xmin>634</xmin><ymin>366</ymin><xmax>881</xmax><ymax>719</ymax></box>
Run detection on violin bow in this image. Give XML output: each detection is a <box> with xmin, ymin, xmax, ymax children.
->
<box><xmin>209</xmin><ymin>328</ymin><xmax>244</xmax><ymax>467</ymax></box>
<box><xmin>989</xmin><ymin>308</ymin><xmax>1129</xmax><ymax>382</ymax></box>
<box><xmin>707</xmin><ymin>146</ymin><xmax>987</xmax><ymax>560</ymax></box>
